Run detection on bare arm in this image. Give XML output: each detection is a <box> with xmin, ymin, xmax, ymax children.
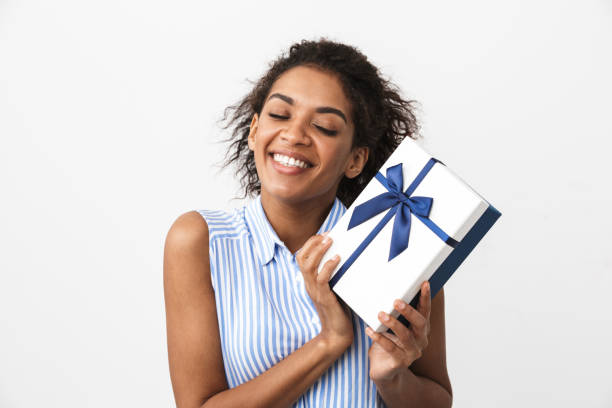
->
<box><xmin>366</xmin><ymin>284</ymin><xmax>452</xmax><ymax>407</ymax></box>
<box><xmin>163</xmin><ymin>212</ymin><xmax>351</xmax><ymax>408</ymax></box>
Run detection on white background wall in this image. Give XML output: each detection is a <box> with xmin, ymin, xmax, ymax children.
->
<box><xmin>1</xmin><ymin>1</ymin><xmax>611</xmax><ymax>406</ymax></box>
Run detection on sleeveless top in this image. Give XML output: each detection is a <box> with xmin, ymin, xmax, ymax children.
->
<box><xmin>197</xmin><ymin>195</ymin><xmax>386</xmax><ymax>407</ymax></box>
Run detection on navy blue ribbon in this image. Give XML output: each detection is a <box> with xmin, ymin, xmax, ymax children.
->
<box><xmin>329</xmin><ymin>158</ymin><xmax>459</xmax><ymax>288</ymax></box>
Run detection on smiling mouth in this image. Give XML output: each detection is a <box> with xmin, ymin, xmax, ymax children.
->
<box><xmin>269</xmin><ymin>153</ymin><xmax>313</xmax><ymax>169</ymax></box>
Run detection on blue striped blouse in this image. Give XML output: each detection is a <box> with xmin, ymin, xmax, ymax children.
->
<box><xmin>197</xmin><ymin>195</ymin><xmax>385</xmax><ymax>407</ymax></box>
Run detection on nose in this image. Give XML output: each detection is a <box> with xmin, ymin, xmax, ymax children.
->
<box><xmin>280</xmin><ymin>117</ymin><xmax>311</xmax><ymax>146</ymax></box>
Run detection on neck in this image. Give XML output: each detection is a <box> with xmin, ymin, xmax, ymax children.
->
<box><xmin>260</xmin><ymin>189</ymin><xmax>337</xmax><ymax>254</ymax></box>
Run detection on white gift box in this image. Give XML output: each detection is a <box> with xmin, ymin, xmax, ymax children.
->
<box><xmin>319</xmin><ymin>137</ymin><xmax>501</xmax><ymax>333</ymax></box>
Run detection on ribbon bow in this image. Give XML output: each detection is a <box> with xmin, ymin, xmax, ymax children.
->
<box><xmin>349</xmin><ymin>163</ymin><xmax>434</xmax><ymax>261</ymax></box>
<box><xmin>329</xmin><ymin>158</ymin><xmax>458</xmax><ymax>289</ymax></box>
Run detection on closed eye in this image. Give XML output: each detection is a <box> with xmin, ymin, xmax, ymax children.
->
<box><xmin>269</xmin><ymin>113</ymin><xmax>338</xmax><ymax>136</ymax></box>
<box><xmin>314</xmin><ymin>125</ymin><xmax>338</xmax><ymax>136</ymax></box>
<box><xmin>269</xmin><ymin>113</ymin><xmax>288</xmax><ymax>120</ymax></box>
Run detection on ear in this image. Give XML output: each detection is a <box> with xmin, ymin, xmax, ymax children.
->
<box><xmin>344</xmin><ymin>146</ymin><xmax>369</xmax><ymax>179</ymax></box>
<box><xmin>247</xmin><ymin>113</ymin><xmax>259</xmax><ymax>151</ymax></box>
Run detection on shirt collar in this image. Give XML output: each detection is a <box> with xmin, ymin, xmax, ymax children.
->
<box><xmin>245</xmin><ymin>195</ymin><xmax>347</xmax><ymax>266</ymax></box>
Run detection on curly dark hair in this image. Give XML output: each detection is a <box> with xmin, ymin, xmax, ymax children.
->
<box><xmin>219</xmin><ymin>37</ymin><xmax>420</xmax><ymax>208</ymax></box>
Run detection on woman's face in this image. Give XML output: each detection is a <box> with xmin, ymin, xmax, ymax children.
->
<box><xmin>248</xmin><ymin>65</ymin><xmax>368</xmax><ymax>205</ymax></box>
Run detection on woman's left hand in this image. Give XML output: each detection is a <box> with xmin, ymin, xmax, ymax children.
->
<box><xmin>365</xmin><ymin>280</ymin><xmax>432</xmax><ymax>383</ymax></box>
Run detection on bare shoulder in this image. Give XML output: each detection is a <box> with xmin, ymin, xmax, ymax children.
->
<box><xmin>163</xmin><ymin>211</ymin><xmax>228</xmax><ymax>406</ymax></box>
<box><xmin>163</xmin><ymin>210</ymin><xmax>213</xmax><ymax>301</ymax></box>
<box><xmin>165</xmin><ymin>211</ymin><xmax>209</xmax><ymax>252</ymax></box>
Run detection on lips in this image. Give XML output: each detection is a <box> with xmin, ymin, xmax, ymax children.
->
<box><xmin>267</xmin><ymin>149</ymin><xmax>315</xmax><ymax>176</ymax></box>
<box><xmin>272</xmin><ymin>153</ymin><xmax>311</xmax><ymax>169</ymax></box>
<box><xmin>268</xmin><ymin>149</ymin><xmax>314</xmax><ymax>168</ymax></box>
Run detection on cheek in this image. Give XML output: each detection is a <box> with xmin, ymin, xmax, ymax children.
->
<box><xmin>322</xmin><ymin>141</ymin><xmax>352</xmax><ymax>166</ymax></box>
<box><xmin>251</xmin><ymin>132</ymin><xmax>270</xmax><ymax>155</ymax></box>
<box><xmin>253</xmin><ymin>126</ymin><xmax>279</xmax><ymax>149</ymax></box>
<box><xmin>258</xmin><ymin>118</ymin><xmax>283</xmax><ymax>134</ymax></box>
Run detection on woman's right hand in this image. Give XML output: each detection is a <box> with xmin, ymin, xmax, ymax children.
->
<box><xmin>296</xmin><ymin>232</ymin><xmax>354</xmax><ymax>354</ymax></box>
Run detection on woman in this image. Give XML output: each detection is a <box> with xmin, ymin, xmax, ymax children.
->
<box><xmin>163</xmin><ymin>38</ymin><xmax>453</xmax><ymax>408</ymax></box>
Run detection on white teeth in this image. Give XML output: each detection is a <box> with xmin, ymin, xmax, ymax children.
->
<box><xmin>272</xmin><ymin>153</ymin><xmax>309</xmax><ymax>169</ymax></box>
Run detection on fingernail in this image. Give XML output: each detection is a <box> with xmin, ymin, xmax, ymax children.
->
<box><xmin>333</xmin><ymin>254</ymin><xmax>340</xmax><ymax>261</ymax></box>
<box><xmin>395</xmin><ymin>300</ymin><xmax>406</xmax><ymax>310</ymax></box>
<box><xmin>378</xmin><ymin>312</ymin><xmax>390</xmax><ymax>322</ymax></box>
<box><xmin>322</xmin><ymin>236</ymin><xmax>330</xmax><ymax>244</ymax></box>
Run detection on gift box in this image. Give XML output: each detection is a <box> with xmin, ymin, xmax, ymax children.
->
<box><xmin>320</xmin><ymin>137</ymin><xmax>501</xmax><ymax>333</ymax></box>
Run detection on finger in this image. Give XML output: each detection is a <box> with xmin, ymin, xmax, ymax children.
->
<box><xmin>378</xmin><ymin>311</ymin><xmax>416</xmax><ymax>349</ymax></box>
<box><xmin>316</xmin><ymin>254</ymin><xmax>341</xmax><ymax>284</ymax></box>
<box><xmin>365</xmin><ymin>327</ymin><xmax>397</xmax><ymax>353</ymax></box>
<box><xmin>394</xmin><ymin>299</ymin><xmax>427</xmax><ymax>334</ymax></box>
<box><xmin>296</xmin><ymin>234</ymin><xmax>322</xmax><ymax>261</ymax></box>
<box><xmin>379</xmin><ymin>331</ymin><xmax>403</xmax><ymax>348</ymax></box>
<box><xmin>305</xmin><ymin>234</ymin><xmax>333</xmax><ymax>268</ymax></box>
<box><xmin>418</xmin><ymin>281</ymin><xmax>432</xmax><ymax>321</ymax></box>
<box><xmin>308</xmin><ymin>238</ymin><xmax>335</xmax><ymax>276</ymax></box>
<box><xmin>297</xmin><ymin>234</ymin><xmax>332</xmax><ymax>271</ymax></box>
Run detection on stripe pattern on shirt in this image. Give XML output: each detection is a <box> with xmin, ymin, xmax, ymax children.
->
<box><xmin>197</xmin><ymin>195</ymin><xmax>385</xmax><ymax>407</ymax></box>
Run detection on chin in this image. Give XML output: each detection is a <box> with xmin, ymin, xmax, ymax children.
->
<box><xmin>263</xmin><ymin>182</ymin><xmax>335</xmax><ymax>206</ymax></box>
<box><xmin>265</xmin><ymin>185</ymin><xmax>307</xmax><ymax>202</ymax></box>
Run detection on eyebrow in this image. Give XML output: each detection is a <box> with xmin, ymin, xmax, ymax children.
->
<box><xmin>266</xmin><ymin>92</ymin><xmax>348</xmax><ymax>124</ymax></box>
